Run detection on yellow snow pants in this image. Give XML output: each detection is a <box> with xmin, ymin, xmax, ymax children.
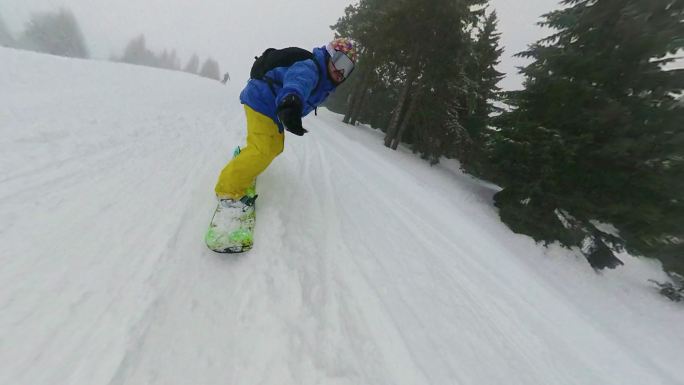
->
<box><xmin>214</xmin><ymin>105</ymin><xmax>284</xmax><ymax>199</ymax></box>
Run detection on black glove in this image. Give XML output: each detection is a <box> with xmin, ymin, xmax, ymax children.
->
<box><xmin>277</xmin><ymin>94</ymin><xmax>308</xmax><ymax>136</ymax></box>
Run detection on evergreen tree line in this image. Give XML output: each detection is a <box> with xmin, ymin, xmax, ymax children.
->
<box><xmin>112</xmin><ymin>34</ymin><xmax>222</xmax><ymax>81</ymax></box>
<box><xmin>328</xmin><ymin>0</ymin><xmax>503</xmax><ymax>175</ymax></box>
<box><xmin>330</xmin><ymin>0</ymin><xmax>683</xmax><ymax>275</ymax></box>
<box><xmin>0</xmin><ymin>8</ymin><xmax>222</xmax><ymax>81</ymax></box>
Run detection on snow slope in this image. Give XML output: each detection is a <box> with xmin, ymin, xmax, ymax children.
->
<box><xmin>1</xmin><ymin>48</ymin><xmax>683</xmax><ymax>385</ymax></box>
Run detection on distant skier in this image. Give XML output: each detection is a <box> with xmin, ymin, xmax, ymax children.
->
<box><xmin>205</xmin><ymin>38</ymin><xmax>358</xmax><ymax>252</ymax></box>
<box><xmin>221</xmin><ymin>72</ymin><xmax>230</xmax><ymax>84</ymax></box>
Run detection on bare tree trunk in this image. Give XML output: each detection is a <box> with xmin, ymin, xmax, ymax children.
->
<box><xmin>391</xmin><ymin>85</ymin><xmax>421</xmax><ymax>150</ymax></box>
<box><xmin>348</xmin><ymin>80</ymin><xmax>369</xmax><ymax>125</ymax></box>
<box><xmin>343</xmin><ymin>59</ymin><xmax>375</xmax><ymax>124</ymax></box>
<box><xmin>342</xmin><ymin>79</ymin><xmax>363</xmax><ymax>123</ymax></box>
<box><xmin>350</xmin><ymin>76</ymin><xmax>375</xmax><ymax>126</ymax></box>
<box><xmin>384</xmin><ymin>66</ymin><xmax>419</xmax><ymax>147</ymax></box>
<box><xmin>342</xmin><ymin>92</ymin><xmax>354</xmax><ymax>123</ymax></box>
<box><xmin>343</xmin><ymin>51</ymin><xmax>375</xmax><ymax>124</ymax></box>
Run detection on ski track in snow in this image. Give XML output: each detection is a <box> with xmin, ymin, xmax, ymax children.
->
<box><xmin>1</xmin><ymin>48</ymin><xmax>683</xmax><ymax>385</ymax></box>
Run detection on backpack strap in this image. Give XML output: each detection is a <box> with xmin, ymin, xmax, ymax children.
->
<box><xmin>262</xmin><ymin>76</ymin><xmax>278</xmax><ymax>96</ymax></box>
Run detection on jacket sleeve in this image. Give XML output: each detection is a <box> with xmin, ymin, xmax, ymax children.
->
<box><xmin>275</xmin><ymin>59</ymin><xmax>320</xmax><ymax>108</ymax></box>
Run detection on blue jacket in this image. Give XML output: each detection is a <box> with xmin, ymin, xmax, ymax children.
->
<box><xmin>240</xmin><ymin>46</ymin><xmax>336</xmax><ymax>131</ymax></box>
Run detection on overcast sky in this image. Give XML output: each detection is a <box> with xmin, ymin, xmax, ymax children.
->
<box><xmin>1</xmin><ymin>0</ymin><xmax>561</xmax><ymax>89</ymax></box>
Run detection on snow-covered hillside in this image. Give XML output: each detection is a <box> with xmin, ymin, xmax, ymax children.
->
<box><xmin>1</xmin><ymin>48</ymin><xmax>683</xmax><ymax>385</ymax></box>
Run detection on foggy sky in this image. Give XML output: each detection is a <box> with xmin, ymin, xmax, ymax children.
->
<box><xmin>1</xmin><ymin>0</ymin><xmax>561</xmax><ymax>89</ymax></box>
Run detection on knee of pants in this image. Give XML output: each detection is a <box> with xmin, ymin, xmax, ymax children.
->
<box><xmin>251</xmin><ymin>133</ymin><xmax>283</xmax><ymax>160</ymax></box>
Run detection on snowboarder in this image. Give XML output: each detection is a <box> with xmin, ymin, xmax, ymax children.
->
<box><xmin>221</xmin><ymin>72</ymin><xmax>230</xmax><ymax>84</ymax></box>
<box><xmin>205</xmin><ymin>37</ymin><xmax>358</xmax><ymax>252</ymax></box>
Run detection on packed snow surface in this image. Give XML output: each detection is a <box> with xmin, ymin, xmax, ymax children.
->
<box><xmin>1</xmin><ymin>48</ymin><xmax>683</xmax><ymax>385</ymax></box>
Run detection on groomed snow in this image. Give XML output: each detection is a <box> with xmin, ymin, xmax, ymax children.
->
<box><xmin>1</xmin><ymin>48</ymin><xmax>683</xmax><ymax>385</ymax></box>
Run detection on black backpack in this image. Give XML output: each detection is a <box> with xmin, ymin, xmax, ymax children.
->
<box><xmin>250</xmin><ymin>47</ymin><xmax>323</xmax><ymax>96</ymax></box>
<box><xmin>250</xmin><ymin>47</ymin><xmax>315</xmax><ymax>80</ymax></box>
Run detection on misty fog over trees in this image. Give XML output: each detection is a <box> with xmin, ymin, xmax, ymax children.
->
<box><xmin>199</xmin><ymin>58</ymin><xmax>221</xmax><ymax>80</ymax></box>
<box><xmin>184</xmin><ymin>54</ymin><xmax>200</xmax><ymax>74</ymax></box>
<box><xmin>1</xmin><ymin>8</ymin><xmax>89</xmax><ymax>58</ymax></box>
<box><xmin>0</xmin><ymin>13</ymin><xmax>14</xmax><ymax>47</ymax></box>
<box><xmin>21</xmin><ymin>8</ymin><xmax>89</xmax><ymax>58</ymax></box>
<box><xmin>113</xmin><ymin>34</ymin><xmax>222</xmax><ymax>81</ymax></box>
<box><xmin>0</xmin><ymin>7</ymin><xmax>223</xmax><ymax>82</ymax></box>
<box><xmin>115</xmin><ymin>35</ymin><xmax>176</xmax><ymax>69</ymax></box>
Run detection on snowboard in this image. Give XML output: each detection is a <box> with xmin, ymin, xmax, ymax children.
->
<box><xmin>205</xmin><ymin>147</ymin><xmax>256</xmax><ymax>253</ymax></box>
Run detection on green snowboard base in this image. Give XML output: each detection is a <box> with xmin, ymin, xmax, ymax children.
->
<box><xmin>205</xmin><ymin>146</ymin><xmax>256</xmax><ymax>254</ymax></box>
<box><xmin>205</xmin><ymin>203</ymin><xmax>255</xmax><ymax>253</ymax></box>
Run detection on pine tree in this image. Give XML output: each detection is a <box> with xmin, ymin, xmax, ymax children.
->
<box><xmin>0</xmin><ymin>13</ymin><xmax>14</xmax><ymax>48</ymax></box>
<box><xmin>459</xmin><ymin>10</ymin><xmax>504</xmax><ymax>175</ymax></box>
<box><xmin>20</xmin><ymin>8</ymin><xmax>89</xmax><ymax>58</ymax></box>
<box><xmin>184</xmin><ymin>53</ymin><xmax>200</xmax><ymax>74</ymax></box>
<box><xmin>199</xmin><ymin>58</ymin><xmax>221</xmax><ymax>80</ymax></box>
<box><xmin>491</xmin><ymin>0</ymin><xmax>684</xmax><ymax>272</ymax></box>
<box><xmin>119</xmin><ymin>35</ymin><xmax>157</xmax><ymax>67</ymax></box>
<box><xmin>159</xmin><ymin>49</ymin><xmax>170</xmax><ymax>68</ymax></box>
<box><xmin>387</xmin><ymin>0</ymin><xmax>487</xmax><ymax>158</ymax></box>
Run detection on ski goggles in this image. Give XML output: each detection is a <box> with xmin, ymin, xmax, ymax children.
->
<box><xmin>331</xmin><ymin>50</ymin><xmax>355</xmax><ymax>79</ymax></box>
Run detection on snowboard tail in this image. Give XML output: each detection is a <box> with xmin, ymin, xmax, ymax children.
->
<box><xmin>205</xmin><ymin>212</ymin><xmax>255</xmax><ymax>253</ymax></box>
